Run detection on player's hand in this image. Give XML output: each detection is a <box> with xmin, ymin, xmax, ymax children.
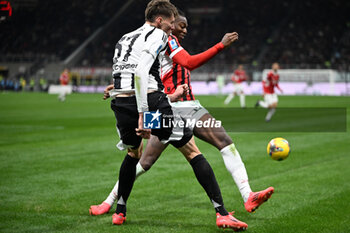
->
<box><xmin>221</xmin><ymin>32</ymin><xmax>239</xmax><ymax>47</ymax></box>
<box><xmin>103</xmin><ymin>84</ymin><xmax>114</xmax><ymax>100</ymax></box>
<box><xmin>169</xmin><ymin>84</ymin><xmax>189</xmax><ymax>102</ymax></box>
<box><xmin>136</xmin><ymin>113</ymin><xmax>151</xmax><ymax>139</ymax></box>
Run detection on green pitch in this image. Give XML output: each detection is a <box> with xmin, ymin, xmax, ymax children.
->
<box><xmin>0</xmin><ymin>92</ymin><xmax>349</xmax><ymax>233</ymax></box>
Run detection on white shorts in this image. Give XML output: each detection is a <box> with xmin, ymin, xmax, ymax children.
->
<box><xmin>233</xmin><ymin>83</ymin><xmax>244</xmax><ymax>94</ymax></box>
<box><xmin>170</xmin><ymin>100</ymin><xmax>209</xmax><ymax>130</ymax></box>
<box><xmin>264</xmin><ymin>93</ymin><xmax>278</xmax><ymax>106</ymax></box>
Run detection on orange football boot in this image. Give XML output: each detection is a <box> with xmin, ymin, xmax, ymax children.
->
<box><xmin>112</xmin><ymin>213</ymin><xmax>126</xmax><ymax>225</ymax></box>
<box><xmin>89</xmin><ymin>202</ymin><xmax>111</xmax><ymax>216</ymax></box>
<box><xmin>216</xmin><ymin>212</ymin><xmax>248</xmax><ymax>231</ymax></box>
<box><xmin>244</xmin><ymin>187</ymin><xmax>274</xmax><ymax>213</ymax></box>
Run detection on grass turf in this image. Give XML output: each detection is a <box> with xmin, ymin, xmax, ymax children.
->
<box><xmin>0</xmin><ymin>92</ymin><xmax>349</xmax><ymax>233</ymax></box>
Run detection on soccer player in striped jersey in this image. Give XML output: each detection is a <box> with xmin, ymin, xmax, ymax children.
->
<box><xmin>91</xmin><ymin>8</ymin><xmax>272</xmax><ymax>228</ymax></box>
<box><xmin>91</xmin><ymin>1</ymin><xmax>248</xmax><ymax>230</ymax></box>
<box><xmin>255</xmin><ymin>63</ymin><xmax>283</xmax><ymax>122</ymax></box>
<box><xmin>224</xmin><ymin>65</ymin><xmax>248</xmax><ymax>108</ymax></box>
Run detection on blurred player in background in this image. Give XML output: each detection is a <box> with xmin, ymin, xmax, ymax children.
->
<box><xmin>58</xmin><ymin>68</ymin><xmax>70</xmax><ymax>101</ymax></box>
<box><xmin>224</xmin><ymin>65</ymin><xmax>248</xmax><ymax>108</ymax></box>
<box><xmin>216</xmin><ymin>73</ymin><xmax>225</xmax><ymax>95</ymax></box>
<box><xmin>90</xmin><ymin>9</ymin><xmax>274</xmax><ymax>224</ymax></box>
<box><xmin>255</xmin><ymin>63</ymin><xmax>283</xmax><ymax>122</ymax></box>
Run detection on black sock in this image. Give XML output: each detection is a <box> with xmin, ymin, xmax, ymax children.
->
<box><xmin>116</xmin><ymin>154</ymin><xmax>139</xmax><ymax>216</ymax></box>
<box><xmin>190</xmin><ymin>154</ymin><xmax>228</xmax><ymax>216</ymax></box>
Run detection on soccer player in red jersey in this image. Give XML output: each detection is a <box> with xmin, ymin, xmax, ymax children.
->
<box><xmin>255</xmin><ymin>63</ymin><xmax>283</xmax><ymax>122</ymax></box>
<box><xmin>59</xmin><ymin>69</ymin><xmax>69</xmax><ymax>86</ymax></box>
<box><xmin>58</xmin><ymin>68</ymin><xmax>70</xmax><ymax>101</ymax></box>
<box><xmin>224</xmin><ymin>65</ymin><xmax>248</xmax><ymax>108</ymax></box>
<box><xmin>160</xmin><ymin>10</ymin><xmax>273</xmax><ymax>214</ymax></box>
<box><xmin>90</xmin><ymin>10</ymin><xmax>273</xmax><ymax>223</ymax></box>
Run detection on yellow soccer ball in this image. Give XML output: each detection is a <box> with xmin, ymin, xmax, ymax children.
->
<box><xmin>267</xmin><ymin>137</ymin><xmax>290</xmax><ymax>161</ymax></box>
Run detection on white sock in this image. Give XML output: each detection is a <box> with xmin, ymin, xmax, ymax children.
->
<box><xmin>258</xmin><ymin>100</ymin><xmax>268</xmax><ymax>108</ymax></box>
<box><xmin>224</xmin><ymin>93</ymin><xmax>234</xmax><ymax>104</ymax></box>
<box><xmin>239</xmin><ymin>94</ymin><xmax>245</xmax><ymax>108</ymax></box>
<box><xmin>135</xmin><ymin>162</ymin><xmax>146</xmax><ymax>178</ymax></box>
<box><xmin>220</xmin><ymin>144</ymin><xmax>252</xmax><ymax>202</ymax></box>
<box><xmin>265</xmin><ymin>108</ymin><xmax>276</xmax><ymax>121</ymax></box>
<box><xmin>104</xmin><ymin>162</ymin><xmax>146</xmax><ymax>206</ymax></box>
<box><xmin>104</xmin><ymin>181</ymin><xmax>119</xmax><ymax>206</ymax></box>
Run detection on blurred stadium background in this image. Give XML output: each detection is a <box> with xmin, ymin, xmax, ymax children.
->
<box><xmin>1</xmin><ymin>0</ymin><xmax>350</xmax><ymax>95</ymax></box>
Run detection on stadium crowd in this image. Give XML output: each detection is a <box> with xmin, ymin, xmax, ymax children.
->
<box><xmin>0</xmin><ymin>0</ymin><xmax>349</xmax><ymax>69</ymax></box>
<box><xmin>0</xmin><ymin>0</ymin><xmax>123</xmax><ymax>62</ymax></box>
<box><xmin>259</xmin><ymin>1</ymin><xmax>349</xmax><ymax>68</ymax></box>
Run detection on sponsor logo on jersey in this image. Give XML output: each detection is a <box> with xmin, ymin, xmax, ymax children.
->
<box><xmin>113</xmin><ymin>63</ymin><xmax>138</xmax><ymax>71</ymax></box>
<box><xmin>169</xmin><ymin>39</ymin><xmax>178</xmax><ymax>50</ymax></box>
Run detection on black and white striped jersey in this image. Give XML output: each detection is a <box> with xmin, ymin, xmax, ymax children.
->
<box><xmin>110</xmin><ymin>23</ymin><xmax>168</xmax><ymax>96</ymax></box>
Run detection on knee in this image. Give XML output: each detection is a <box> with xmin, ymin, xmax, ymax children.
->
<box><xmin>270</xmin><ymin>102</ymin><xmax>277</xmax><ymax>108</ymax></box>
<box><xmin>140</xmin><ymin>159</ymin><xmax>152</xmax><ymax>171</ymax></box>
<box><xmin>194</xmin><ymin>128</ymin><xmax>233</xmax><ymax>151</ymax></box>
<box><xmin>209</xmin><ymin>131</ymin><xmax>232</xmax><ymax>150</ymax></box>
<box><xmin>184</xmin><ymin>151</ymin><xmax>199</xmax><ymax>162</ymax></box>
<box><xmin>209</xmin><ymin>136</ymin><xmax>232</xmax><ymax>151</ymax></box>
<box><xmin>216</xmin><ymin>136</ymin><xmax>233</xmax><ymax>150</ymax></box>
<box><xmin>127</xmin><ymin>143</ymin><xmax>143</xmax><ymax>159</ymax></box>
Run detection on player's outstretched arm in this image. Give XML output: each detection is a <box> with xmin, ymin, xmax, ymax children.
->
<box><xmin>221</xmin><ymin>32</ymin><xmax>239</xmax><ymax>47</ymax></box>
<box><xmin>172</xmin><ymin>32</ymin><xmax>239</xmax><ymax>71</ymax></box>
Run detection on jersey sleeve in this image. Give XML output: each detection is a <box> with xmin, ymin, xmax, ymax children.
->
<box><xmin>135</xmin><ymin>28</ymin><xmax>167</xmax><ymax>113</ymax></box>
<box><xmin>143</xmin><ymin>28</ymin><xmax>168</xmax><ymax>59</ymax></box>
<box><xmin>170</xmin><ymin>36</ymin><xmax>225</xmax><ymax>71</ymax></box>
<box><xmin>166</xmin><ymin>35</ymin><xmax>183</xmax><ymax>58</ymax></box>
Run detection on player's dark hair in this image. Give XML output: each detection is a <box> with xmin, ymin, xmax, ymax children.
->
<box><xmin>145</xmin><ymin>0</ymin><xmax>178</xmax><ymax>22</ymax></box>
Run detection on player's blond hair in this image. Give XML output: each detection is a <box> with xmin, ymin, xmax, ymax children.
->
<box><xmin>145</xmin><ymin>0</ymin><xmax>178</xmax><ymax>22</ymax></box>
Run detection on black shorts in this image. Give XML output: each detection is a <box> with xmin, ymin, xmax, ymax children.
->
<box><xmin>111</xmin><ymin>91</ymin><xmax>192</xmax><ymax>150</ymax></box>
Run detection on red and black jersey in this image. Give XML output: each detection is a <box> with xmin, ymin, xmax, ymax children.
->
<box><xmin>231</xmin><ymin>69</ymin><xmax>248</xmax><ymax>83</ymax></box>
<box><xmin>59</xmin><ymin>70</ymin><xmax>69</xmax><ymax>85</ymax></box>
<box><xmin>262</xmin><ymin>71</ymin><xmax>280</xmax><ymax>94</ymax></box>
<box><xmin>161</xmin><ymin>35</ymin><xmax>194</xmax><ymax>101</ymax></box>
<box><xmin>161</xmin><ymin>35</ymin><xmax>224</xmax><ymax>101</ymax></box>
<box><xmin>163</xmin><ymin>61</ymin><xmax>195</xmax><ymax>101</ymax></box>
